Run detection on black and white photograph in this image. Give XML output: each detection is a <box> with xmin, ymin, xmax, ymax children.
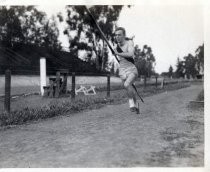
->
<box><xmin>0</xmin><ymin>0</ymin><xmax>208</xmax><ymax>171</ymax></box>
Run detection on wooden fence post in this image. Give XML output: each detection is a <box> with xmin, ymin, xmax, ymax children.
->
<box><xmin>4</xmin><ymin>69</ymin><xmax>11</xmax><ymax>113</ymax></box>
<box><xmin>107</xmin><ymin>73</ymin><xmax>110</xmax><ymax>98</ymax></box>
<box><xmin>72</xmin><ymin>72</ymin><xmax>76</xmax><ymax>99</ymax></box>
<box><xmin>144</xmin><ymin>76</ymin><xmax>147</xmax><ymax>88</ymax></box>
<box><xmin>161</xmin><ymin>78</ymin><xmax>164</xmax><ymax>89</ymax></box>
<box><xmin>54</xmin><ymin>71</ymin><xmax>61</xmax><ymax>98</ymax></box>
<box><xmin>62</xmin><ymin>72</ymin><xmax>68</xmax><ymax>94</ymax></box>
<box><xmin>155</xmin><ymin>76</ymin><xmax>158</xmax><ymax>88</ymax></box>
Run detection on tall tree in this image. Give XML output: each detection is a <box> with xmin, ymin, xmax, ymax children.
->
<box><xmin>134</xmin><ymin>44</ymin><xmax>156</xmax><ymax>77</ymax></box>
<box><xmin>195</xmin><ymin>44</ymin><xmax>204</xmax><ymax>74</ymax></box>
<box><xmin>63</xmin><ymin>5</ymin><xmax>123</xmax><ymax>71</ymax></box>
<box><xmin>42</xmin><ymin>15</ymin><xmax>62</xmax><ymax>50</ymax></box>
<box><xmin>184</xmin><ymin>53</ymin><xmax>198</xmax><ymax>78</ymax></box>
<box><xmin>0</xmin><ymin>6</ymin><xmax>61</xmax><ymax>50</ymax></box>
<box><xmin>168</xmin><ymin>65</ymin><xmax>173</xmax><ymax>78</ymax></box>
<box><xmin>0</xmin><ymin>6</ymin><xmax>25</xmax><ymax>47</ymax></box>
<box><xmin>175</xmin><ymin>57</ymin><xmax>185</xmax><ymax>78</ymax></box>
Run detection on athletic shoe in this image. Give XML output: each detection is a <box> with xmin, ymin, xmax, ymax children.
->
<box><xmin>130</xmin><ymin>107</ymin><xmax>139</xmax><ymax>113</ymax></box>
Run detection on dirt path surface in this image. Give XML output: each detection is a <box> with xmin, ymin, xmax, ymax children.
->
<box><xmin>0</xmin><ymin>85</ymin><xmax>204</xmax><ymax>167</ymax></box>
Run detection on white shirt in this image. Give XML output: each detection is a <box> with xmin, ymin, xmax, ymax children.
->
<box><xmin>115</xmin><ymin>40</ymin><xmax>136</xmax><ymax>71</ymax></box>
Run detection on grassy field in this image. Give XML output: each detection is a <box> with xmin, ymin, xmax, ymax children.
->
<box><xmin>0</xmin><ymin>75</ymin><xmax>122</xmax><ymax>95</ymax></box>
<box><xmin>197</xmin><ymin>89</ymin><xmax>204</xmax><ymax>101</ymax></box>
<box><xmin>0</xmin><ymin>75</ymin><xmax>193</xmax><ymax>96</ymax></box>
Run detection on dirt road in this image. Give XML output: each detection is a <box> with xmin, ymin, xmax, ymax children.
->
<box><xmin>0</xmin><ymin>84</ymin><xmax>204</xmax><ymax>167</ymax></box>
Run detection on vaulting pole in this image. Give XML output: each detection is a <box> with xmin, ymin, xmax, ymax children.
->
<box><xmin>85</xmin><ymin>7</ymin><xmax>119</xmax><ymax>61</ymax></box>
<box><xmin>85</xmin><ymin>6</ymin><xmax>144</xmax><ymax>103</ymax></box>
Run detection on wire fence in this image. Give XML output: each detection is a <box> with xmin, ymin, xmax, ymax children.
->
<box><xmin>0</xmin><ymin>45</ymin><xmax>204</xmax><ymax>113</ymax></box>
<box><xmin>0</xmin><ymin>69</ymin><xmax>200</xmax><ymax>97</ymax></box>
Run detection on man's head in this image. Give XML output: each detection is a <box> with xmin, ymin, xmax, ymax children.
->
<box><xmin>115</xmin><ymin>27</ymin><xmax>126</xmax><ymax>44</ymax></box>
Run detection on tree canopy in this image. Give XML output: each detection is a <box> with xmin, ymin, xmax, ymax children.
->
<box><xmin>174</xmin><ymin>44</ymin><xmax>204</xmax><ymax>78</ymax></box>
<box><xmin>134</xmin><ymin>44</ymin><xmax>156</xmax><ymax>77</ymax></box>
<box><xmin>0</xmin><ymin>6</ymin><xmax>61</xmax><ymax>50</ymax></box>
<box><xmin>63</xmin><ymin>5</ymin><xmax>123</xmax><ymax>71</ymax></box>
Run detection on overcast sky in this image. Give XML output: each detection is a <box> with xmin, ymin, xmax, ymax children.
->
<box><xmin>118</xmin><ymin>5</ymin><xmax>203</xmax><ymax>73</ymax></box>
<box><xmin>37</xmin><ymin>4</ymin><xmax>203</xmax><ymax>74</ymax></box>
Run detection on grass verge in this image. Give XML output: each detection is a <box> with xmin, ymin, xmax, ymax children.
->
<box><xmin>0</xmin><ymin>82</ymin><xmax>192</xmax><ymax>127</ymax></box>
<box><xmin>196</xmin><ymin>89</ymin><xmax>204</xmax><ymax>101</ymax></box>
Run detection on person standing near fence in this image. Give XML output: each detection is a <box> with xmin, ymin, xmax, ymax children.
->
<box><xmin>114</xmin><ymin>27</ymin><xmax>139</xmax><ymax>113</ymax></box>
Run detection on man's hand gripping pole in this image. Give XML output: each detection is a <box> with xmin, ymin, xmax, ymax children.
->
<box><xmin>84</xmin><ymin>6</ymin><xmax>144</xmax><ymax>103</ymax></box>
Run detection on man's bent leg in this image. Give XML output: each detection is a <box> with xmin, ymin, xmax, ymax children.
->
<box><xmin>124</xmin><ymin>73</ymin><xmax>137</xmax><ymax>108</ymax></box>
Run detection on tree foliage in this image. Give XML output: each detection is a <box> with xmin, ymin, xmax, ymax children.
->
<box><xmin>183</xmin><ymin>53</ymin><xmax>198</xmax><ymax>78</ymax></box>
<box><xmin>134</xmin><ymin>44</ymin><xmax>156</xmax><ymax>77</ymax></box>
<box><xmin>195</xmin><ymin>44</ymin><xmax>204</xmax><ymax>73</ymax></box>
<box><xmin>0</xmin><ymin>6</ymin><xmax>61</xmax><ymax>50</ymax></box>
<box><xmin>63</xmin><ymin>5</ymin><xmax>123</xmax><ymax>71</ymax></box>
<box><xmin>168</xmin><ymin>65</ymin><xmax>173</xmax><ymax>78</ymax></box>
<box><xmin>174</xmin><ymin>44</ymin><xmax>204</xmax><ymax>78</ymax></box>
